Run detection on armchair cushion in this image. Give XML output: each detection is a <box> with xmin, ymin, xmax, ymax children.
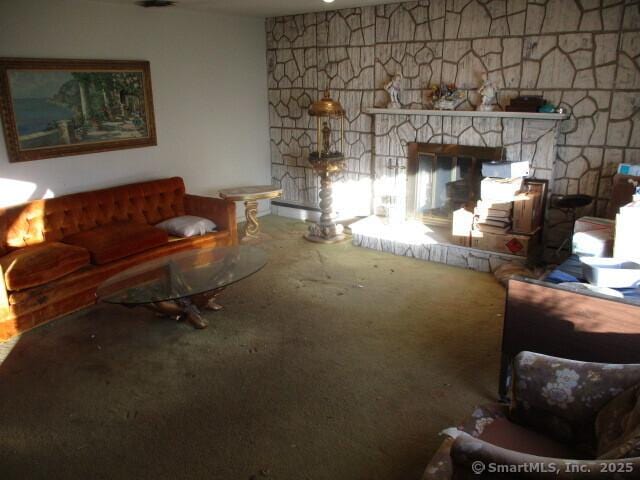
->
<box><xmin>478</xmin><ymin>416</ymin><xmax>581</xmax><ymax>459</ymax></box>
<box><xmin>63</xmin><ymin>222</ymin><xmax>168</xmax><ymax>265</ymax></box>
<box><xmin>596</xmin><ymin>383</ymin><xmax>640</xmax><ymax>459</ymax></box>
<box><xmin>0</xmin><ymin>242</ymin><xmax>90</xmax><ymax>291</ymax></box>
<box><xmin>510</xmin><ymin>352</ymin><xmax>640</xmax><ymax>446</ymax></box>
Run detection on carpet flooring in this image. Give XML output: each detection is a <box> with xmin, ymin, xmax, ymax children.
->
<box><xmin>0</xmin><ymin>215</ymin><xmax>505</xmax><ymax>480</ymax></box>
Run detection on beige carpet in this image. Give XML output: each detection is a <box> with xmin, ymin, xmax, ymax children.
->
<box><xmin>0</xmin><ymin>215</ymin><xmax>505</xmax><ymax>480</ymax></box>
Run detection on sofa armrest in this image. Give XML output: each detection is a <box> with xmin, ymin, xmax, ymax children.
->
<box><xmin>184</xmin><ymin>194</ymin><xmax>237</xmax><ymax>244</ymax></box>
<box><xmin>451</xmin><ymin>432</ymin><xmax>640</xmax><ymax>479</ymax></box>
<box><xmin>0</xmin><ymin>263</ymin><xmax>8</xmax><ymax>309</ymax></box>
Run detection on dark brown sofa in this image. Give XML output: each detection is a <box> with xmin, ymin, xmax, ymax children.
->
<box><xmin>0</xmin><ymin>177</ymin><xmax>237</xmax><ymax>340</ymax></box>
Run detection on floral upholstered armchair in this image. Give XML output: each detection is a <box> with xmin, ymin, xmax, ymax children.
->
<box><xmin>423</xmin><ymin>352</ymin><xmax>640</xmax><ymax>479</ymax></box>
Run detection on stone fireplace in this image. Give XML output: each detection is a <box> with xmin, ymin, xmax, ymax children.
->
<box><xmin>350</xmin><ymin>109</ymin><xmax>566</xmax><ymax>272</ymax></box>
<box><xmin>371</xmin><ymin>111</ymin><xmax>563</xmax><ymax>223</ymax></box>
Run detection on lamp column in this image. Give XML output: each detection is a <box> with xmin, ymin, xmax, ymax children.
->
<box><xmin>304</xmin><ymin>90</ymin><xmax>347</xmax><ymax>244</ymax></box>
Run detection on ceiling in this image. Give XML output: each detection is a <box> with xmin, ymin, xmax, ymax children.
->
<box><xmin>94</xmin><ymin>0</ymin><xmax>400</xmax><ymax>17</ymax></box>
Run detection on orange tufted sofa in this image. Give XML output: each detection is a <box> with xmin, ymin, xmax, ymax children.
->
<box><xmin>0</xmin><ymin>177</ymin><xmax>237</xmax><ymax>341</ymax></box>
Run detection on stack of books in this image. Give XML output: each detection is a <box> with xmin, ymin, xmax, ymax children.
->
<box><xmin>474</xmin><ymin>200</ymin><xmax>512</xmax><ymax>234</ymax></box>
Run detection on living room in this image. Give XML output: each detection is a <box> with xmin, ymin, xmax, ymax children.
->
<box><xmin>0</xmin><ymin>0</ymin><xmax>639</xmax><ymax>478</ymax></box>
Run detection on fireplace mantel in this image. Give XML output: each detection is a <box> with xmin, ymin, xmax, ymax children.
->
<box><xmin>364</xmin><ymin>107</ymin><xmax>568</xmax><ymax>121</ymax></box>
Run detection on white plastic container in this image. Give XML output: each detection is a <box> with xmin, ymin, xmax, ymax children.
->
<box><xmin>482</xmin><ymin>160</ymin><xmax>530</xmax><ymax>179</ymax></box>
<box><xmin>580</xmin><ymin>257</ymin><xmax>640</xmax><ymax>288</ymax></box>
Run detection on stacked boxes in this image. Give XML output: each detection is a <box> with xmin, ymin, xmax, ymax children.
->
<box><xmin>451</xmin><ymin>163</ymin><xmax>545</xmax><ymax>258</ymax></box>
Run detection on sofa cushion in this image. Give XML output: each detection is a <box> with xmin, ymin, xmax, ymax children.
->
<box><xmin>0</xmin><ymin>242</ymin><xmax>90</xmax><ymax>291</ymax></box>
<box><xmin>63</xmin><ymin>222</ymin><xmax>168</xmax><ymax>265</ymax></box>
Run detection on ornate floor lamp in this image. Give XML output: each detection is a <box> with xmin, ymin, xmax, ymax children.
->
<box><xmin>305</xmin><ymin>90</ymin><xmax>347</xmax><ymax>244</ymax></box>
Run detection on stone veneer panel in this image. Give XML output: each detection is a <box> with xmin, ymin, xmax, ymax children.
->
<box><xmin>267</xmin><ymin>0</ymin><xmax>640</xmax><ymax>248</ymax></box>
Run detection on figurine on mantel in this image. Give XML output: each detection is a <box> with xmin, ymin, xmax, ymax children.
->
<box><xmin>477</xmin><ymin>78</ymin><xmax>499</xmax><ymax>112</ymax></box>
<box><xmin>430</xmin><ymin>83</ymin><xmax>463</xmax><ymax>110</ymax></box>
<box><xmin>384</xmin><ymin>73</ymin><xmax>402</xmax><ymax>109</ymax></box>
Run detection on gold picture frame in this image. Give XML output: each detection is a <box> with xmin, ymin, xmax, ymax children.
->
<box><xmin>0</xmin><ymin>58</ymin><xmax>157</xmax><ymax>163</ymax></box>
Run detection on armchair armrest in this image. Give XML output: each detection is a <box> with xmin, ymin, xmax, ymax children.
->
<box><xmin>184</xmin><ymin>194</ymin><xmax>237</xmax><ymax>245</ymax></box>
<box><xmin>451</xmin><ymin>432</ymin><xmax>640</xmax><ymax>479</ymax></box>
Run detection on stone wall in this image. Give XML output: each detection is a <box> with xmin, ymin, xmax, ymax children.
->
<box><xmin>267</xmin><ymin>0</ymin><xmax>640</xmax><ymax>245</ymax></box>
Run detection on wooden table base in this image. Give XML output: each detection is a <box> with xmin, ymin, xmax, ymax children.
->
<box><xmin>218</xmin><ymin>185</ymin><xmax>283</xmax><ymax>244</ymax></box>
<box><xmin>244</xmin><ymin>199</ymin><xmax>260</xmax><ymax>238</ymax></box>
<box><xmin>146</xmin><ymin>288</ymin><xmax>225</xmax><ymax>329</ymax></box>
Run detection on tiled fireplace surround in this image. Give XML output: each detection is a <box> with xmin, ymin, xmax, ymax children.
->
<box><xmin>267</xmin><ymin>0</ymin><xmax>640</xmax><ymax>269</ymax></box>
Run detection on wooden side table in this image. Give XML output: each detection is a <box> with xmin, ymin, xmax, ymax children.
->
<box><xmin>219</xmin><ymin>185</ymin><xmax>282</xmax><ymax>242</ymax></box>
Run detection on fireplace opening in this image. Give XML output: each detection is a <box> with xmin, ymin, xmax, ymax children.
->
<box><xmin>406</xmin><ymin>143</ymin><xmax>504</xmax><ymax>226</ymax></box>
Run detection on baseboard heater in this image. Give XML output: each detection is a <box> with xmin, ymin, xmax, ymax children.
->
<box><xmin>272</xmin><ymin>200</ymin><xmax>321</xmax><ymax>212</ymax></box>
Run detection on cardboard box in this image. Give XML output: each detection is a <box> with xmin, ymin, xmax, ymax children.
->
<box><xmin>451</xmin><ymin>208</ymin><xmax>473</xmax><ymax>246</ymax></box>
<box><xmin>608</xmin><ymin>174</ymin><xmax>640</xmax><ymax>217</ymax></box>
<box><xmin>574</xmin><ymin>216</ymin><xmax>615</xmax><ymax>234</ymax></box>
<box><xmin>572</xmin><ymin>216</ymin><xmax>615</xmax><ymax>257</ymax></box>
<box><xmin>481</xmin><ymin>177</ymin><xmax>523</xmax><ymax>202</ymax></box>
<box><xmin>471</xmin><ymin>229</ymin><xmax>540</xmax><ymax>257</ymax></box>
<box><xmin>512</xmin><ymin>191</ymin><xmax>543</xmax><ymax>234</ymax></box>
<box><xmin>573</xmin><ymin>231</ymin><xmax>614</xmax><ymax>257</ymax></box>
<box><xmin>482</xmin><ymin>161</ymin><xmax>530</xmax><ymax>179</ymax></box>
<box><xmin>614</xmin><ymin>200</ymin><xmax>640</xmax><ymax>260</ymax></box>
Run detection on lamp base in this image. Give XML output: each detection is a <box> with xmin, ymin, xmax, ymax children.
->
<box><xmin>304</xmin><ymin>222</ymin><xmax>346</xmax><ymax>244</ymax></box>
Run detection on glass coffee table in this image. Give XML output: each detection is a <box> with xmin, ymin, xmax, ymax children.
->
<box><xmin>97</xmin><ymin>245</ymin><xmax>267</xmax><ymax>329</ymax></box>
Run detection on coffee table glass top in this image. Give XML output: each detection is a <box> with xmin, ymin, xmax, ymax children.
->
<box><xmin>98</xmin><ymin>246</ymin><xmax>267</xmax><ymax>306</ymax></box>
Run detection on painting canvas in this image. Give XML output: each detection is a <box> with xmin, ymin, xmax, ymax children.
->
<box><xmin>0</xmin><ymin>58</ymin><xmax>156</xmax><ymax>162</ymax></box>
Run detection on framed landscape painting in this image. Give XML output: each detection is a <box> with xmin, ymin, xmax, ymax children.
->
<box><xmin>0</xmin><ymin>58</ymin><xmax>157</xmax><ymax>162</ymax></box>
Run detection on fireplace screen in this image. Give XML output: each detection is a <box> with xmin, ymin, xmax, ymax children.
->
<box><xmin>407</xmin><ymin>144</ymin><xmax>504</xmax><ymax>225</ymax></box>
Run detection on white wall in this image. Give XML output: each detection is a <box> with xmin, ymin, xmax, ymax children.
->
<box><xmin>0</xmin><ymin>0</ymin><xmax>270</xmax><ymax>217</ymax></box>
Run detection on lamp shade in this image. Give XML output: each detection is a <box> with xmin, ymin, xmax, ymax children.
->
<box><xmin>308</xmin><ymin>90</ymin><xmax>345</xmax><ymax>117</ymax></box>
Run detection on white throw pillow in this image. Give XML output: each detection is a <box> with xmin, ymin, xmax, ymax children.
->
<box><xmin>155</xmin><ymin>215</ymin><xmax>216</xmax><ymax>237</ymax></box>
